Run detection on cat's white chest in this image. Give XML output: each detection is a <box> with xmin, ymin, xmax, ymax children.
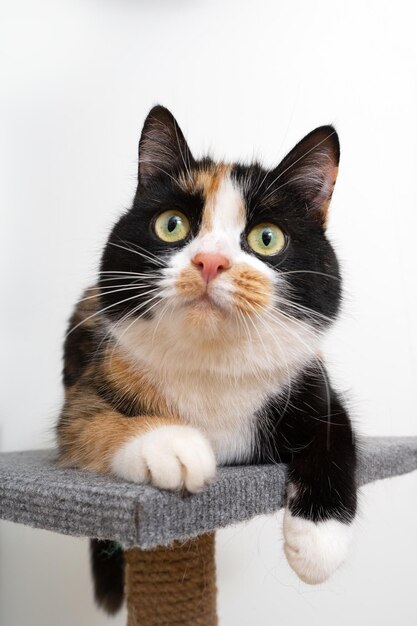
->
<box><xmin>148</xmin><ymin>366</ymin><xmax>279</xmax><ymax>464</ymax></box>
<box><xmin>111</xmin><ymin>313</ymin><xmax>312</xmax><ymax>464</ymax></box>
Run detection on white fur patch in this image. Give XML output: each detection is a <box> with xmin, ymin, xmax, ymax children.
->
<box><xmin>111</xmin><ymin>425</ymin><xmax>216</xmax><ymax>493</ymax></box>
<box><xmin>283</xmin><ymin>508</ymin><xmax>352</xmax><ymax>584</ymax></box>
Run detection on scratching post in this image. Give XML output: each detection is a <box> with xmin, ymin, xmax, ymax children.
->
<box><xmin>1</xmin><ymin>437</ymin><xmax>416</xmax><ymax>625</ymax></box>
<box><xmin>125</xmin><ymin>534</ymin><xmax>217</xmax><ymax>626</ymax></box>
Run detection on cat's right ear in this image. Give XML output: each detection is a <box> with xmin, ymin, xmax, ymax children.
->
<box><xmin>138</xmin><ymin>105</ymin><xmax>195</xmax><ymax>187</ymax></box>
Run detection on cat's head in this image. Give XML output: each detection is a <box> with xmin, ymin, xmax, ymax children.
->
<box><xmin>99</xmin><ymin>105</ymin><xmax>341</xmax><ymax>372</ymax></box>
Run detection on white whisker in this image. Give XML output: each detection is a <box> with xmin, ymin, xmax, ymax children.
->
<box><xmin>108</xmin><ymin>241</ymin><xmax>166</xmax><ymax>268</ymax></box>
<box><xmin>78</xmin><ymin>285</ymin><xmax>159</xmax><ymax>303</ymax></box>
<box><xmin>65</xmin><ymin>292</ymin><xmax>147</xmax><ymax>338</ymax></box>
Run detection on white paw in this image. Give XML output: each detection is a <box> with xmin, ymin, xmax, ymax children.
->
<box><xmin>111</xmin><ymin>425</ymin><xmax>216</xmax><ymax>493</ymax></box>
<box><xmin>283</xmin><ymin>508</ymin><xmax>352</xmax><ymax>584</ymax></box>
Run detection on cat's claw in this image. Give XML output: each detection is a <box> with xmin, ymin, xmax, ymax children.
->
<box><xmin>111</xmin><ymin>425</ymin><xmax>216</xmax><ymax>493</ymax></box>
<box><xmin>283</xmin><ymin>509</ymin><xmax>352</xmax><ymax>584</ymax></box>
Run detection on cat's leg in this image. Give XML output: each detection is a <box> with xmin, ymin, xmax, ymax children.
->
<box><xmin>283</xmin><ymin>463</ymin><xmax>355</xmax><ymax>584</ymax></box>
<box><xmin>283</xmin><ymin>390</ymin><xmax>357</xmax><ymax>584</ymax></box>
<box><xmin>57</xmin><ymin>396</ymin><xmax>216</xmax><ymax>493</ymax></box>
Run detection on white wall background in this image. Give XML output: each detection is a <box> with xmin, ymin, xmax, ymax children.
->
<box><xmin>1</xmin><ymin>0</ymin><xmax>416</xmax><ymax>624</ymax></box>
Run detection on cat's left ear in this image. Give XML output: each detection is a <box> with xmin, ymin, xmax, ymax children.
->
<box><xmin>138</xmin><ymin>105</ymin><xmax>195</xmax><ymax>187</ymax></box>
<box><xmin>272</xmin><ymin>126</ymin><xmax>340</xmax><ymax>226</ymax></box>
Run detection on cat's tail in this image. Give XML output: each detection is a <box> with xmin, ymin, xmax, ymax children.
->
<box><xmin>90</xmin><ymin>539</ymin><xmax>125</xmax><ymax>614</ymax></box>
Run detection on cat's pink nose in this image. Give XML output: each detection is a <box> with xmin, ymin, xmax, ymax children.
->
<box><xmin>192</xmin><ymin>252</ymin><xmax>231</xmax><ymax>283</ymax></box>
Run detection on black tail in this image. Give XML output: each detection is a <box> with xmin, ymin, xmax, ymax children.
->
<box><xmin>90</xmin><ymin>539</ymin><xmax>125</xmax><ymax>615</ymax></box>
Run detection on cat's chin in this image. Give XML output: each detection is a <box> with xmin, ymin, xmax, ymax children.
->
<box><xmin>181</xmin><ymin>295</ymin><xmax>229</xmax><ymax>329</ymax></box>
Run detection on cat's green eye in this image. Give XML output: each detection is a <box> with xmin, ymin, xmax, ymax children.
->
<box><xmin>154</xmin><ymin>210</ymin><xmax>190</xmax><ymax>243</ymax></box>
<box><xmin>247</xmin><ymin>223</ymin><xmax>286</xmax><ymax>256</ymax></box>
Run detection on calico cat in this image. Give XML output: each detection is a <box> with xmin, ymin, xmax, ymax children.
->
<box><xmin>57</xmin><ymin>105</ymin><xmax>357</xmax><ymax>613</ymax></box>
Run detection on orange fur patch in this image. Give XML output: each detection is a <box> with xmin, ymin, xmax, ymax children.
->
<box><xmin>176</xmin><ymin>266</ymin><xmax>205</xmax><ymax>300</ymax></box>
<box><xmin>102</xmin><ymin>350</ymin><xmax>174</xmax><ymax>418</ymax></box>
<box><xmin>58</xmin><ymin>398</ymin><xmax>181</xmax><ymax>473</ymax></box>
<box><xmin>198</xmin><ymin>164</ymin><xmax>231</xmax><ymax>232</ymax></box>
<box><xmin>229</xmin><ymin>264</ymin><xmax>271</xmax><ymax>314</ymax></box>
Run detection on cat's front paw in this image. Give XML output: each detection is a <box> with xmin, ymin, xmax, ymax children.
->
<box><xmin>111</xmin><ymin>425</ymin><xmax>216</xmax><ymax>493</ymax></box>
<box><xmin>283</xmin><ymin>509</ymin><xmax>352</xmax><ymax>584</ymax></box>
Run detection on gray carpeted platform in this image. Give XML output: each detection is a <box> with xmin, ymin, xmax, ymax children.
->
<box><xmin>0</xmin><ymin>437</ymin><xmax>416</xmax><ymax>549</ymax></box>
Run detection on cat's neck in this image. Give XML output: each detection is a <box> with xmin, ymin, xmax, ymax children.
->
<box><xmin>108</xmin><ymin>306</ymin><xmax>320</xmax><ymax>385</ymax></box>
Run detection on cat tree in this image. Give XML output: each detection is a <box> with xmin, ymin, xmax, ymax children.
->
<box><xmin>1</xmin><ymin>437</ymin><xmax>416</xmax><ymax>625</ymax></box>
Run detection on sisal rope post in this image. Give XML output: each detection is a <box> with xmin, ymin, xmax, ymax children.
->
<box><xmin>124</xmin><ymin>532</ymin><xmax>218</xmax><ymax>626</ymax></box>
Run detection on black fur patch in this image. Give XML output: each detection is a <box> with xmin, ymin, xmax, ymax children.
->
<box><xmin>62</xmin><ymin>319</ymin><xmax>97</xmax><ymax>387</ymax></box>
<box><xmin>253</xmin><ymin>367</ymin><xmax>357</xmax><ymax>523</ymax></box>
<box><xmin>90</xmin><ymin>539</ymin><xmax>125</xmax><ymax>615</ymax></box>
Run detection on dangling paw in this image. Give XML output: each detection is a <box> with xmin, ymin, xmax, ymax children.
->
<box><xmin>111</xmin><ymin>424</ymin><xmax>216</xmax><ymax>493</ymax></box>
<box><xmin>283</xmin><ymin>508</ymin><xmax>352</xmax><ymax>584</ymax></box>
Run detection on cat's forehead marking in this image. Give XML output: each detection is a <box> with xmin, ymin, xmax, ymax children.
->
<box><xmin>208</xmin><ymin>171</ymin><xmax>246</xmax><ymax>232</ymax></box>
<box><xmin>179</xmin><ymin>163</ymin><xmax>226</xmax><ymax>196</ymax></box>
<box><xmin>186</xmin><ymin>170</ymin><xmax>246</xmax><ymax>259</ymax></box>
<box><xmin>198</xmin><ymin>164</ymin><xmax>234</xmax><ymax>232</ymax></box>
<box><xmin>179</xmin><ymin>163</ymin><xmax>245</xmax><ymax>234</ymax></box>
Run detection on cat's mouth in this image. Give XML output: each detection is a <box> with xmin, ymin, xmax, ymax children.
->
<box><xmin>187</xmin><ymin>291</ymin><xmax>225</xmax><ymax>310</ymax></box>
<box><xmin>173</xmin><ymin>262</ymin><xmax>274</xmax><ymax>321</ymax></box>
<box><xmin>178</xmin><ymin>286</ymin><xmax>231</xmax><ymax>319</ymax></box>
